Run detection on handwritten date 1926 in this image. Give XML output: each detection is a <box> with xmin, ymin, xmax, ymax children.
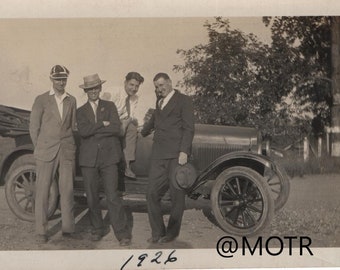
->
<box><xmin>121</xmin><ymin>249</ymin><xmax>177</xmax><ymax>269</ymax></box>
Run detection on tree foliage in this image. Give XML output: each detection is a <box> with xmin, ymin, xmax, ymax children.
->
<box><xmin>174</xmin><ymin>17</ymin><xmax>275</xmax><ymax>134</ymax></box>
<box><xmin>263</xmin><ymin>16</ymin><xmax>332</xmax><ymax>135</ymax></box>
<box><xmin>174</xmin><ymin>16</ymin><xmax>332</xmax><ymax>139</ymax></box>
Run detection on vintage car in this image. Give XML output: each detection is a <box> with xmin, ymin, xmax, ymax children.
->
<box><xmin>0</xmin><ymin>104</ymin><xmax>290</xmax><ymax>236</ymax></box>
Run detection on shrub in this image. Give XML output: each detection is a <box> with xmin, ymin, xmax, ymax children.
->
<box><xmin>278</xmin><ymin>155</ymin><xmax>340</xmax><ymax>177</ymax></box>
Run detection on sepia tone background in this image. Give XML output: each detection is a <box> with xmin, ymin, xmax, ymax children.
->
<box><xmin>1</xmin><ymin>0</ymin><xmax>340</xmax><ymax>269</ymax></box>
<box><xmin>0</xmin><ymin>17</ymin><xmax>270</xmax><ymax>122</ymax></box>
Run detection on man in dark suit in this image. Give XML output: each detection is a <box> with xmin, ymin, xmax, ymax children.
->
<box><xmin>29</xmin><ymin>65</ymin><xmax>78</xmax><ymax>244</ymax></box>
<box><xmin>141</xmin><ymin>72</ymin><xmax>195</xmax><ymax>243</ymax></box>
<box><xmin>76</xmin><ymin>74</ymin><xmax>131</xmax><ymax>246</ymax></box>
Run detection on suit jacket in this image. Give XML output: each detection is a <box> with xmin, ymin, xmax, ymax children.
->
<box><xmin>141</xmin><ymin>90</ymin><xmax>195</xmax><ymax>159</ymax></box>
<box><xmin>29</xmin><ymin>91</ymin><xmax>77</xmax><ymax>162</ymax></box>
<box><xmin>76</xmin><ymin>99</ymin><xmax>122</xmax><ymax>167</ymax></box>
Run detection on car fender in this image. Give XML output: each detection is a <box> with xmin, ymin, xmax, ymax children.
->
<box><xmin>188</xmin><ymin>151</ymin><xmax>277</xmax><ymax>194</ymax></box>
<box><xmin>0</xmin><ymin>144</ymin><xmax>34</xmax><ymax>185</ymax></box>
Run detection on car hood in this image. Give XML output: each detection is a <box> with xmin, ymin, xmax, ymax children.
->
<box><xmin>193</xmin><ymin>124</ymin><xmax>259</xmax><ymax>146</ymax></box>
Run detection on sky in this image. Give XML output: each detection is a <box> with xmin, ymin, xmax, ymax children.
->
<box><xmin>0</xmin><ymin>17</ymin><xmax>271</xmax><ymax>120</ymax></box>
<box><xmin>0</xmin><ymin>0</ymin><xmax>338</xmax><ymax>118</ymax></box>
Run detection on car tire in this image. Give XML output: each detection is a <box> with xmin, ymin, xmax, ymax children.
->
<box><xmin>264</xmin><ymin>163</ymin><xmax>290</xmax><ymax>211</ymax></box>
<box><xmin>4</xmin><ymin>153</ymin><xmax>35</xmax><ymax>183</ymax></box>
<box><xmin>202</xmin><ymin>207</ymin><xmax>218</xmax><ymax>227</ymax></box>
<box><xmin>5</xmin><ymin>164</ymin><xmax>59</xmax><ymax>222</ymax></box>
<box><xmin>210</xmin><ymin>166</ymin><xmax>274</xmax><ymax>236</ymax></box>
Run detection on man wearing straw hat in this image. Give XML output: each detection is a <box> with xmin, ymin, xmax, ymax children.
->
<box><xmin>29</xmin><ymin>65</ymin><xmax>78</xmax><ymax>244</ymax></box>
<box><xmin>76</xmin><ymin>74</ymin><xmax>131</xmax><ymax>246</ymax></box>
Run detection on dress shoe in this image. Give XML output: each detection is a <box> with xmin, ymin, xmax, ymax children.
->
<box><xmin>91</xmin><ymin>226</ymin><xmax>110</xmax><ymax>241</ymax></box>
<box><xmin>158</xmin><ymin>235</ymin><xmax>176</xmax><ymax>243</ymax></box>
<box><xmin>101</xmin><ymin>226</ymin><xmax>111</xmax><ymax>237</ymax></box>
<box><xmin>125</xmin><ymin>168</ymin><xmax>136</xmax><ymax>179</ymax></box>
<box><xmin>90</xmin><ymin>234</ymin><xmax>102</xmax><ymax>242</ymax></box>
<box><xmin>36</xmin><ymin>234</ymin><xmax>48</xmax><ymax>244</ymax></box>
<box><xmin>119</xmin><ymin>238</ymin><xmax>131</xmax><ymax>246</ymax></box>
<box><xmin>147</xmin><ymin>237</ymin><xmax>161</xmax><ymax>244</ymax></box>
<box><xmin>62</xmin><ymin>232</ymin><xmax>83</xmax><ymax>240</ymax></box>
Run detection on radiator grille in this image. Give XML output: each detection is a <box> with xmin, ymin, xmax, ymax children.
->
<box><xmin>192</xmin><ymin>143</ymin><xmax>251</xmax><ymax>171</ymax></box>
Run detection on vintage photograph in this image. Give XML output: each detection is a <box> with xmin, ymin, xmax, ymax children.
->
<box><xmin>0</xmin><ymin>1</ymin><xmax>340</xmax><ymax>269</ymax></box>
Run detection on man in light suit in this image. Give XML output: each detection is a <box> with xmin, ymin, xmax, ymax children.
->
<box><xmin>29</xmin><ymin>65</ymin><xmax>77</xmax><ymax>243</ymax></box>
<box><xmin>141</xmin><ymin>73</ymin><xmax>195</xmax><ymax>244</ymax></box>
<box><xmin>76</xmin><ymin>74</ymin><xmax>131</xmax><ymax>246</ymax></box>
<box><xmin>112</xmin><ymin>71</ymin><xmax>144</xmax><ymax>179</ymax></box>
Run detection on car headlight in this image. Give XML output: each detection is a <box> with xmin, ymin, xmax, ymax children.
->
<box><xmin>260</xmin><ymin>140</ymin><xmax>270</xmax><ymax>156</ymax></box>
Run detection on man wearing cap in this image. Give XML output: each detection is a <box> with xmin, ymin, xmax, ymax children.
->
<box><xmin>111</xmin><ymin>71</ymin><xmax>144</xmax><ymax>179</ymax></box>
<box><xmin>141</xmin><ymin>72</ymin><xmax>195</xmax><ymax>244</ymax></box>
<box><xmin>76</xmin><ymin>74</ymin><xmax>131</xmax><ymax>246</ymax></box>
<box><xmin>29</xmin><ymin>65</ymin><xmax>78</xmax><ymax>243</ymax></box>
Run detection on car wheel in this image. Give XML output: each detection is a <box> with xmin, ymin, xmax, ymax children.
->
<box><xmin>202</xmin><ymin>207</ymin><xmax>218</xmax><ymax>227</ymax></box>
<box><xmin>4</xmin><ymin>153</ymin><xmax>35</xmax><ymax>183</ymax></box>
<box><xmin>264</xmin><ymin>164</ymin><xmax>290</xmax><ymax>211</ymax></box>
<box><xmin>5</xmin><ymin>164</ymin><xmax>59</xmax><ymax>222</ymax></box>
<box><xmin>211</xmin><ymin>166</ymin><xmax>274</xmax><ymax>236</ymax></box>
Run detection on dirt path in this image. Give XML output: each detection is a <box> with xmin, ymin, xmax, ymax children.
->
<box><xmin>0</xmin><ymin>173</ymin><xmax>340</xmax><ymax>250</ymax></box>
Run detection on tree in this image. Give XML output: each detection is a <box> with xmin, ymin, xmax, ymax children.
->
<box><xmin>263</xmin><ymin>16</ymin><xmax>332</xmax><ymax>136</ymax></box>
<box><xmin>174</xmin><ymin>16</ymin><xmax>333</xmax><ymax>140</ymax></box>
<box><xmin>174</xmin><ymin>17</ymin><xmax>292</xmax><ymax>136</ymax></box>
<box><xmin>330</xmin><ymin>17</ymin><xmax>340</xmax><ymax>156</ymax></box>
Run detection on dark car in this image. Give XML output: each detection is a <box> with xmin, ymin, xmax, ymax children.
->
<box><xmin>0</xmin><ymin>104</ymin><xmax>289</xmax><ymax>236</ymax></box>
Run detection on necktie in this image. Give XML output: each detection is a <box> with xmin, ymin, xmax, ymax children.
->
<box><xmin>125</xmin><ymin>96</ymin><xmax>131</xmax><ymax>117</ymax></box>
<box><xmin>158</xmin><ymin>98</ymin><xmax>164</xmax><ymax>110</ymax></box>
<box><xmin>92</xmin><ymin>102</ymin><xmax>98</xmax><ymax>122</ymax></box>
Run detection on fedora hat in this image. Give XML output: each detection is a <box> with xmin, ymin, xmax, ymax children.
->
<box><xmin>79</xmin><ymin>73</ymin><xmax>106</xmax><ymax>90</ymax></box>
<box><xmin>172</xmin><ymin>163</ymin><xmax>197</xmax><ymax>190</ymax></box>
